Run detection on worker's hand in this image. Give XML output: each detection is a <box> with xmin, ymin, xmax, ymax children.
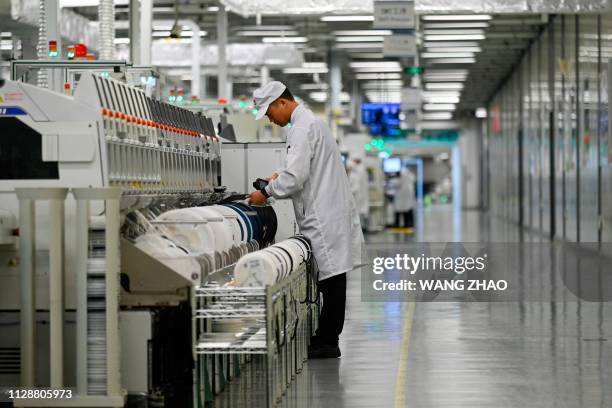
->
<box><xmin>265</xmin><ymin>173</ymin><xmax>279</xmax><ymax>181</ymax></box>
<box><xmin>248</xmin><ymin>190</ymin><xmax>268</xmax><ymax>206</ymax></box>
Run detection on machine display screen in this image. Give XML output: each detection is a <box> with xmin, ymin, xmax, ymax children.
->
<box><xmin>361</xmin><ymin>103</ymin><xmax>401</xmax><ymax>137</ymax></box>
<box><xmin>383</xmin><ymin>157</ymin><xmax>401</xmax><ymax>174</ymax></box>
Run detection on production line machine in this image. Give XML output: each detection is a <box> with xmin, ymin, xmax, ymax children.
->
<box><xmin>0</xmin><ymin>72</ymin><xmax>311</xmax><ymax>407</ymax></box>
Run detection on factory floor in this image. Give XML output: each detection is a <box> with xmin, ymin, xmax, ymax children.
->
<box><xmin>212</xmin><ymin>204</ymin><xmax>612</xmax><ymax>408</ymax></box>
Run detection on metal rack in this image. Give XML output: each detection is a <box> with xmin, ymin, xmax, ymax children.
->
<box><xmin>193</xmin><ymin>262</ymin><xmax>317</xmax><ymax>407</ymax></box>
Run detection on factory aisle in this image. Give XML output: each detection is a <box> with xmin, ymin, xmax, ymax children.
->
<box><xmin>213</xmin><ymin>205</ymin><xmax>612</xmax><ymax>408</ymax></box>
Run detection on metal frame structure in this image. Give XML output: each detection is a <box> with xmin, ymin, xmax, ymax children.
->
<box><xmin>194</xmin><ymin>263</ymin><xmax>316</xmax><ymax>407</ymax></box>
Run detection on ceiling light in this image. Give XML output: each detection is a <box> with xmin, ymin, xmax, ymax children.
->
<box><xmin>424</xmin><ymin>35</ymin><xmax>485</xmax><ymax>41</ymax></box>
<box><xmin>423</xmin><ymin>29</ymin><xmax>485</xmax><ymax>36</ymax></box>
<box><xmin>336</xmin><ymin>36</ymin><xmax>385</xmax><ymax>42</ymax></box>
<box><xmin>423</xmin><ymin>41</ymin><xmax>480</xmax><ymax>48</ymax></box>
<box><xmin>423</xmin><ymin>22</ymin><xmax>489</xmax><ymax>29</ymax></box>
<box><xmin>423</xmin><ymin>104</ymin><xmax>456</xmax><ymax>111</ymax></box>
<box><xmin>333</xmin><ymin>30</ymin><xmax>392</xmax><ymax>36</ymax></box>
<box><xmin>422</xmin><ymin>14</ymin><xmax>492</xmax><ymax>21</ymax></box>
<box><xmin>428</xmin><ymin>57</ymin><xmax>476</xmax><ymax>64</ymax></box>
<box><xmin>350</xmin><ymin>61</ymin><xmax>400</xmax><ymax>68</ymax></box>
<box><xmin>423</xmin><ymin>96</ymin><xmax>460</xmax><ymax>103</ymax></box>
<box><xmin>309</xmin><ymin>91</ymin><xmax>350</xmax><ymax>103</ymax></box>
<box><xmin>353</xmin><ymin>67</ymin><xmax>403</xmax><ymax>72</ymax></box>
<box><xmin>207</xmin><ymin>6</ymin><xmax>219</xmax><ymax>11</ymax></box>
<box><xmin>475</xmin><ymin>107</ymin><xmax>487</xmax><ymax>118</ymax></box>
<box><xmin>355</xmin><ymin>73</ymin><xmax>402</xmax><ymax>80</ymax></box>
<box><xmin>321</xmin><ymin>15</ymin><xmax>375</xmax><ymax>22</ymax></box>
<box><xmin>422</xmin><ymin>47</ymin><xmax>481</xmax><ymax>53</ymax></box>
<box><xmin>114</xmin><ymin>38</ymin><xmax>130</xmax><ymax>44</ymax></box>
<box><xmin>237</xmin><ymin>30</ymin><xmax>299</xmax><ymax>36</ymax></box>
<box><xmin>422</xmin><ymin>91</ymin><xmax>461</xmax><ymax>98</ymax></box>
<box><xmin>334</xmin><ymin>43</ymin><xmax>384</xmax><ymax>49</ymax></box>
<box><xmin>425</xmin><ymin>82</ymin><xmax>464</xmax><ymax>90</ymax></box>
<box><xmin>422</xmin><ymin>112</ymin><xmax>453</xmax><ymax>120</ymax></box>
<box><xmin>283</xmin><ymin>66</ymin><xmax>329</xmax><ymax>74</ymax></box>
<box><xmin>421</xmin><ymin>52</ymin><xmax>475</xmax><ymax>59</ymax></box>
<box><xmin>262</xmin><ymin>37</ymin><xmax>307</xmax><ymax>43</ymax></box>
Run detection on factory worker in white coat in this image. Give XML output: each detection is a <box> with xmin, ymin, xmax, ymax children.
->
<box><xmin>394</xmin><ymin>166</ymin><xmax>416</xmax><ymax>228</ymax></box>
<box><xmin>248</xmin><ymin>81</ymin><xmax>364</xmax><ymax>359</ymax></box>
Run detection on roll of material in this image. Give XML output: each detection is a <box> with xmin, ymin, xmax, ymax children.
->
<box><xmin>233</xmin><ymin>236</ymin><xmax>312</xmax><ymax>287</ymax></box>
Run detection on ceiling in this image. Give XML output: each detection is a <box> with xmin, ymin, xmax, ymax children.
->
<box><xmin>43</xmin><ymin>1</ymin><xmax>547</xmax><ymax>116</ymax></box>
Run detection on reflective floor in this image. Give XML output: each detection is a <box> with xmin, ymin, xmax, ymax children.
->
<box><xmin>213</xmin><ymin>205</ymin><xmax>612</xmax><ymax>408</ymax></box>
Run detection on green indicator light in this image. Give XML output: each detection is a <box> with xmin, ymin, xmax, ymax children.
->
<box><xmin>99</xmin><ymin>72</ymin><xmax>109</xmax><ymax>78</ymax></box>
<box><xmin>191</xmin><ymin>100</ymin><xmax>198</xmax><ymax>105</ymax></box>
<box><xmin>239</xmin><ymin>101</ymin><xmax>247</xmax><ymax>108</ymax></box>
<box><xmin>287</xmin><ymin>123</ymin><xmax>292</xmax><ymax>129</ymax></box>
<box><xmin>385</xmin><ymin>149</ymin><xmax>392</xmax><ymax>155</ymax></box>
<box><xmin>364</xmin><ymin>144</ymin><xmax>372</xmax><ymax>151</ymax></box>
<box><xmin>406</xmin><ymin>66</ymin><xmax>424</xmax><ymax>75</ymax></box>
<box><xmin>177</xmin><ymin>95</ymin><xmax>184</xmax><ymax>103</ymax></box>
<box><xmin>252</xmin><ymin>108</ymin><xmax>259</xmax><ymax>115</ymax></box>
<box><xmin>440</xmin><ymin>195</ymin><xmax>449</xmax><ymax>204</ymax></box>
<box><xmin>168</xmin><ymin>96</ymin><xmax>176</xmax><ymax>102</ymax></box>
<box><xmin>48</xmin><ymin>50</ymin><xmax>58</xmax><ymax>58</ymax></box>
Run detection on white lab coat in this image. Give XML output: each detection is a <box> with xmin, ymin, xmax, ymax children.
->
<box><xmin>349</xmin><ymin>162</ymin><xmax>369</xmax><ymax>217</ymax></box>
<box><xmin>394</xmin><ymin>167</ymin><xmax>416</xmax><ymax>212</ymax></box>
<box><xmin>265</xmin><ymin>104</ymin><xmax>364</xmax><ymax>281</ymax></box>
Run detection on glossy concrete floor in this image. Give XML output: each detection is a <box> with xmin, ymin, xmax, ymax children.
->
<box><xmin>213</xmin><ymin>205</ymin><xmax>612</xmax><ymax>408</ymax></box>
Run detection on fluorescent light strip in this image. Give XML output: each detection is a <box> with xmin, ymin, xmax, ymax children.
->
<box><xmin>353</xmin><ymin>67</ymin><xmax>403</xmax><ymax>73</ymax></box>
<box><xmin>336</xmin><ymin>36</ymin><xmax>385</xmax><ymax>42</ymax></box>
<box><xmin>428</xmin><ymin>58</ymin><xmax>476</xmax><ymax>64</ymax></box>
<box><xmin>423</xmin><ymin>91</ymin><xmax>461</xmax><ymax>98</ymax></box>
<box><xmin>421</xmin><ymin>52</ymin><xmax>475</xmax><ymax>58</ymax></box>
<box><xmin>423</xmin><ymin>29</ymin><xmax>485</xmax><ymax>36</ymax></box>
<box><xmin>334</xmin><ymin>43</ymin><xmax>384</xmax><ymax>49</ymax></box>
<box><xmin>422</xmin><ymin>112</ymin><xmax>453</xmax><ymax>120</ymax></box>
<box><xmin>333</xmin><ymin>30</ymin><xmax>392</xmax><ymax>36</ymax></box>
<box><xmin>237</xmin><ymin>30</ymin><xmax>299</xmax><ymax>36</ymax></box>
<box><xmin>422</xmin><ymin>47</ymin><xmax>481</xmax><ymax>53</ymax></box>
<box><xmin>424</xmin><ymin>35</ymin><xmax>485</xmax><ymax>41</ymax></box>
<box><xmin>355</xmin><ymin>73</ymin><xmax>402</xmax><ymax>80</ymax></box>
<box><xmin>423</xmin><ymin>22</ymin><xmax>489</xmax><ymax>29</ymax></box>
<box><xmin>423</xmin><ymin>96</ymin><xmax>460</xmax><ymax>104</ymax></box>
<box><xmin>350</xmin><ymin>61</ymin><xmax>400</xmax><ymax>68</ymax></box>
<box><xmin>321</xmin><ymin>15</ymin><xmax>375</xmax><ymax>22</ymax></box>
<box><xmin>422</xmin><ymin>14</ymin><xmax>492</xmax><ymax>21</ymax></box>
<box><xmin>425</xmin><ymin>82</ymin><xmax>465</xmax><ymax>90</ymax></box>
<box><xmin>423</xmin><ymin>41</ymin><xmax>480</xmax><ymax>48</ymax></box>
<box><xmin>283</xmin><ymin>67</ymin><xmax>328</xmax><ymax>74</ymax></box>
<box><xmin>262</xmin><ymin>37</ymin><xmax>307</xmax><ymax>43</ymax></box>
<box><xmin>423</xmin><ymin>104</ymin><xmax>456</xmax><ymax>111</ymax></box>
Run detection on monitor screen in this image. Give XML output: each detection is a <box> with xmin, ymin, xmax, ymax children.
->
<box><xmin>383</xmin><ymin>157</ymin><xmax>402</xmax><ymax>174</ymax></box>
<box><xmin>361</xmin><ymin>103</ymin><xmax>401</xmax><ymax>137</ymax></box>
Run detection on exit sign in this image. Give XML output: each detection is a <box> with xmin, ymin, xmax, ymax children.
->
<box><xmin>406</xmin><ymin>66</ymin><xmax>424</xmax><ymax>75</ymax></box>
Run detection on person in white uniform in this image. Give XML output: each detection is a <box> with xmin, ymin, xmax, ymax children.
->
<box><xmin>248</xmin><ymin>81</ymin><xmax>364</xmax><ymax>359</ymax></box>
<box><xmin>394</xmin><ymin>166</ymin><xmax>416</xmax><ymax>228</ymax></box>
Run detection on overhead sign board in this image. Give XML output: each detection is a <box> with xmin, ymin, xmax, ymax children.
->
<box><xmin>383</xmin><ymin>35</ymin><xmax>417</xmax><ymax>58</ymax></box>
<box><xmin>374</xmin><ymin>1</ymin><xmax>416</xmax><ymax>29</ymax></box>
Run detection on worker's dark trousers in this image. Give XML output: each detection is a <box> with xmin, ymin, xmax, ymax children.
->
<box><xmin>315</xmin><ymin>272</ymin><xmax>347</xmax><ymax>346</ymax></box>
<box><xmin>395</xmin><ymin>209</ymin><xmax>414</xmax><ymax>228</ymax></box>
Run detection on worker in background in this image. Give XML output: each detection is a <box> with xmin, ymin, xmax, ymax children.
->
<box><xmin>394</xmin><ymin>165</ymin><xmax>416</xmax><ymax>228</ymax></box>
<box><xmin>248</xmin><ymin>81</ymin><xmax>364</xmax><ymax>359</ymax></box>
<box><xmin>348</xmin><ymin>157</ymin><xmax>369</xmax><ymax>231</ymax></box>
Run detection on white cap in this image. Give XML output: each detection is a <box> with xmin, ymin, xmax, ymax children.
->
<box><xmin>252</xmin><ymin>81</ymin><xmax>287</xmax><ymax>120</ymax></box>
